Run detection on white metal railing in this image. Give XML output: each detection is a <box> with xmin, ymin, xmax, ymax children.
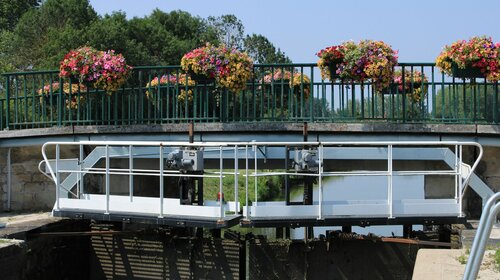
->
<box><xmin>242</xmin><ymin>141</ymin><xmax>482</xmax><ymax>220</ymax></box>
<box><xmin>42</xmin><ymin>141</ymin><xmax>239</xmax><ymax>220</ymax></box>
<box><xmin>41</xmin><ymin>140</ymin><xmax>483</xmax><ymax>221</ymax></box>
<box><xmin>463</xmin><ymin>192</ymin><xmax>500</xmax><ymax>280</ymax></box>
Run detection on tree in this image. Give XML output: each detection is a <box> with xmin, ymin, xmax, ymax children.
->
<box><xmin>1</xmin><ymin>3</ymin><xmax>289</xmax><ymax>71</ymax></box>
<box><xmin>0</xmin><ymin>0</ymin><xmax>40</xmax><ymax>31</ymax></box>
<box><xmin>434</xmin><ymin>84</ymin><xmax>498</xmax><ymax>122</ymax></box>
<box><xmin>207</xmin><ymin>14</ymin><xmax>244</xmax><ymax>49</ymax></box>
<box><xmin>7</xmin><ymin>0</ymin><xmax>98</xmax><ymax>69</ymax></box>
<box><xmin>85</xmin><ymin>12</ymin><xmax>150</xmax><ymax>66</ymax></box>
<box><xmin>128</xmin><ymin>9</ymin><xmax>217</xmax><ymax>66</ymax></box>
<box><xmin>244</xmin><ymin>34</ymin><xmax>291</xmax><ymax>64</ymax></box>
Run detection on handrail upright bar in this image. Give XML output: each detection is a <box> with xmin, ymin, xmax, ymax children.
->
<box><xmin>219</xmin><ymin>146</ymin><xmax>224</xmax><ymax>219</ymax></box>
<box><xmin>234</xmin><ymin>145</ymin><xmax>238</xmax><ymax>213</ymax></box>
<box><xmin>105</xmin><ymin>145</ymin><xmax>110</xmax><ymax>214</ymax></box>
<box><xmin>454</xmin><ymin>145</ymin><xmax>458</xmax><ymax>201</ymax></box>
<box><xmin>318</xmin><ymin>144</ymin><xmax>323</xmax><ymax>220</ymax></box>
<box><xmin>129</xmin><ymin>145</ymin><xmax>134</xmax><ymax>202</ymax></box>
<box><xmin>77</xmin><ymin>144</ymin><xmax>81</xmax><ymax>198</ymax></box>
<box><xmin>254</xmin><ymin>143</ymin><xmax>258</xmax><ymax>206</ymax></box>
<box><xmin>159</xmin><ymin>145</ymin><xmax>164</xmax><ymax>218</ymax></box>
<box><xmin>458</xmin><ymin>144</ymin><xmax>463</xmax><ymax>216</ymax></box>
<box><xmin>245</xmin><ymin>145</ymin><xmax>249</xmax><ymax>219</ymax></box>
<box><xmin>388</xmin><ymin>144</ymin><xmax>393</xmax><ymax>219</ymax></box>
<box><xmin>55</xmin><ymin>144</ymin><xmax>60</xmax><ymax>210</ymax></box>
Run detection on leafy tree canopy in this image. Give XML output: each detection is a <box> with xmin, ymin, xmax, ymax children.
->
<box><xmin>1</xmin><ymin>0</ymin><xmax>290</xmax><ymax>71</ymax></box>
<box><xmin>0</xmin><ymin>0</ymin><xmax>40</xmax><ymax>31</ymax></box>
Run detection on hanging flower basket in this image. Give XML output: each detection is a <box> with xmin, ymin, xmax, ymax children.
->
<box><xmin>59</xmin><ymin>46</ymin><xmax>132</xmax><ymax>93</ymax></box>
<box><xmin>180</xmin><ymin>43</ymin><xmax>253</xmax><ymax>93</ymax></box>
<box><xmin>451</xmin><ymin>63</ymin><xmax>485</xmax><ymax>79</ymax></box>
<box><xmin>145</xmin><ymin>73</ymin><xmax>196</xmax><ymax>106</ymax></box>
<box><xmin>316</xmin><ymin>45</ymin><xmax>345</xmax><ymax>81</ymax></box>
<box><xmin>388</xmin><ymin>70</ymin><xmax>428</xmax><ymax>103</ymax></box>
<box><xmin>187</xmin><ymin>70</ymin><xmax>216</xmax><ymax>85</ymax></box>
<box><xmin>328</xmin><ymin>62</ymin><xmax>340</xmax><ymax>79</ymax></box>
<box><xmin>38</xmin><ymin>82</ymin><xmax>87</xmax><ymax>109</ymax></box>
<box><xmin>436</xmin><ymin>36</ymin><xmax>499</xmax><ymax>81</ymax></box>
<box><xmin>260</xmin><ymin>69</ymin><xmax>311</xmax><ymax>111</ymax></box>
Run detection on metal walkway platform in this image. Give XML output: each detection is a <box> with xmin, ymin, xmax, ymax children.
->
<box><xmin>40</xmin><ymin>140</ymin><xmax>486</xmax><ymax>229</ymax></box>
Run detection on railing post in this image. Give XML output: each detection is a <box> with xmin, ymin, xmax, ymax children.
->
<box><xmin>58</xmin><ymin>76</ymin><xmax>63</xmax><ymax>126</ymax></box>
<box><xmin>129</xmin><ymin>145</ymin><xmax>134</xmax><ymax>202</ymax></box>
<box><xmin>494</xmin><ymin>81</ymin><xmax>498</xmax><ymax>124</ymax></box>
<box><xmin>254</xmin><ymin>142</ymin><xmax>258</xmax><ymax>206</ymax></box>
<box><xmin>55</xmin><ymin>144</ymin><xmax>60</xmax><ymax>211</ymax></box>
<box><xmin>245</xmin><ymin>145</ymin><xmax>249</xmax><ymax>219</ymax></box>
<box><xmin>159</xmin><ymin>145</ymin><xmax>164</xmax><ymax>218</ymax></box>
<box><xmin>219</xmin><ymin>146</ymin><xmax>224</xmax><ymax>219</ymax></box>
<box><xmin>388</xmin><ymin>144</ymin><xmax>393</xmax><ymax>218</ymax></box>
<box><xmin>78</xmin><ymin>144</ymin><xmax>83</xmax><ymax>198</ymax></box>
<box><xmin>402</xmin><ymin>66</ymin><xmax>406</xmax><ymax>122</ymax></box>
<box><xmin>318</xmin><ymin>144</ymin><xmax>323</xmax><ymax>220</ymax></box>
<box><xmin>5</xmin><ymin>76</ymin><xmax>10</xmax><ymax>130</ymax></box>
<box><xmin>458</xmin><ymin>144</ymin><xmax>463</xmax><ymax>217</ymax></box>
<box><xmin>105</xmin><ymin>144</ymin><xmax>110</xmax><ymax>214</ymax></box>
<box><xmin>234</xmin><ymin>145</ymin><xmax>238</xmax><ymax>213</ymax></box>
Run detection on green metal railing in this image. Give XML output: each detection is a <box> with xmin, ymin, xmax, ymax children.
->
<box><xmin>0</xmin><ymin>63</ymin><xmax>498</xmax><ymax>130</ymax></box>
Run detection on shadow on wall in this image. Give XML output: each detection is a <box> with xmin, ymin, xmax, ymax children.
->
<box><xmin>250</xmin><ymin>238</ymin><xmax>418</xmax><ymax>280</ymax></box>
<box><xmin>90</xmin><ymin>225</ymin><xmax>242</xmax><ymax>279</ymax></box>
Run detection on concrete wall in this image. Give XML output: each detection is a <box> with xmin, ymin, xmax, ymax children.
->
<box><xmin>0</xmin><ymin>146</ymin><xmax>56</xmax><ymax>211</ymax></box>
<box><xmin>0</xmin><ymin>220</ymin><xmax>90</xmax><ymax>280</ymax></box>
<box><xmin>90</xmin><ymin>225</ymin><xmax>242</xmax><ymax>279</ymax></box>
<box><xmin>477</xmin><ymin>146</ymin><xmax>500</xmax><ymax>193</ymax></box>
<box><xmin>249</xmin><ymin>238</ymin><xmax>419</xmax><ymax>280</ymax></box>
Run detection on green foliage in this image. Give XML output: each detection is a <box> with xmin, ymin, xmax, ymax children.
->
<box><xmin>7</xmin><ymin>0</ymin><xmax>98</xmax><ymax>69</ymax></box>
<box><xmin>203</xmin><ymin>169</ymin><xmax>284</xmax><ymax>207</ymax></box>
<box><xmin>207</xmin><ymin>14</ymin><xmax>244</xmax><ymax>50</ymax></box>
<box><xmin>457</xmin><ymin>253</ymin><xmax>468</xmax><ymax>265</ymax></box>
<box><xmin>434</xmin><ymin>84</ymin><xmax>498</xmax><ymax>122</ymax></box>
<box><xmin>0</xmin><ymin>1</ymin><xmax>288</xmax><ymax>72</ymax></box>
<box><xmin>127</xmin><ymin>9</ymin><xmax>216</xmax><ymax>66</ymax></box>
<box><xmin>495</xmin><ymin>247</ymin><xmax>500</xmax><ymax>271</ymax></box>
<box><xmin>0</xmin><ymin>0</ymin><xmax>40</xmax><ymax>31</ymax></box>
<box><xmin>244</xmin><ymin>34</ymin><xmax>291</xmax><ymax>64</ymax></box>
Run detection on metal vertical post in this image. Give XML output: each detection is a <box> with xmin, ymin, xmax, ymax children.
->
<box><xmin>219</xmin><ymin>146</ymin><xmax>224</xmax><ymax>218</ymax></box>
<box><xmin>5</xmin><ymin>77</ymin><xmax>10</xmax><ymax>130</ymax></box>
<box><xmin>78</xmin><ymin>144</ymin><xmax>84</xmax><ymax>198</ymax></box>
<box><xmin>459</xmin><ymin>145</ymin><xmax>463</xmax><ymax>217</ymax></box>
<box><xmin>245</xmin><ymin>145</ymin><xmax>249</xmax><ymax>219</ymax></box>
<box><xmin>105</xmin><ymin>145</ymin><xmax>110</xmax><ymax>214</ymax></box>
<box><xmin>254</xmin><ymin>143</ymin><xmax>258</xmax><ymax>206</ymax></box>
<box><xmin>55</xmin><ymin>144</ymin><xmax>60</xmax><ymax>210</ymax></box>
<box><xmin>129</xmin><ymin>145</ymin><xmax>134</xmax><ymax>202</ymax></box>
<box><xmin>454</xmin><ymin>145</ymin><xmax>458</xmax><ymax>202</ymax></box>
<box><xmin>318</xmin><ymin>144</ymin><xmax>323</xmax><ymax>220</ymax></box>
<box><xmin>388</xmin><ymin>145</ymin><xmax>393</xmax><ymax>218</ymax></box>
<box><xmin>159</xmin><ymin>145</ymin><xmax>164</xmax><ymax>218</ymax></box>
<box><xmin>234</xmin><ymin>145</ymin><xmax>238</xmax><ymax>212</ymax></box>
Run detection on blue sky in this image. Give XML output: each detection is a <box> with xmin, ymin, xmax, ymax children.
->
<box><xmin>88</xmin><ymin>0</ymin><xmax>500</xmax><ymax>63</ymax></box>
